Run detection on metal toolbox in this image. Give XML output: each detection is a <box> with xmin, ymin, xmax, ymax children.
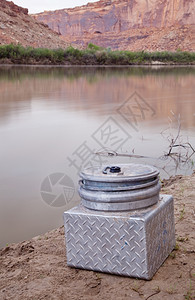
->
<box><xmin>64</xmin><ymin>164</ymin><xmax>175</xmax><ymax>280</ymax></box>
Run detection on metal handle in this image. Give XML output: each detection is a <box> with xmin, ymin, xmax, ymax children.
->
<box><xmin>103</xmin><ymin>166</ymin><xmax>111</xmax><ymax>174</ymax></box>
<box><xmin>103</xmin><ymin>166</ymin><xmax>121</xmax><ymax>174</ymax></box>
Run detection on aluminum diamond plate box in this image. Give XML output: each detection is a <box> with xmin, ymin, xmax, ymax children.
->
<box><xmin>64</xmin><ymin>194</ymin><xmax>175</xmax><ymax>280</ymax></box>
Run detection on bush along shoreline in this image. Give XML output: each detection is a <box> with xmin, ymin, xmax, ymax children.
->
<box><xmin>0</xmin><ymin>43</ymin><xmax>194</xmax><ymax>65</ymax></box>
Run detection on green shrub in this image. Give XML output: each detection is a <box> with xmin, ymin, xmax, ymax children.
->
<box><xmin>87</xmin><ymin>43</ymin><xmax>103</xmax><ymax>51</ymax></box>
<box><xmin>53</xmin><ymin>48</ymin><xmax>65</xmax><ymax>61</ymax></box>
<box><xmin>95</xmin><ymin>51</ymin><xmax>108</xmax><ymax>64</ymax></box>
<box><xmin>0</xmin><ymin>43</ymin><xmax>194</xmax><ymax>65</ymax></box>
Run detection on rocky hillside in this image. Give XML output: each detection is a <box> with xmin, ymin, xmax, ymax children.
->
<box><xmin>33</xmin><ymin>0</ymin><xmax>195</xmax><ymax>51</ymax></box>
<box><xmin>0</xmin><ymin>0</ymin><xmax>68</xmax><ymax>48</ymax></box>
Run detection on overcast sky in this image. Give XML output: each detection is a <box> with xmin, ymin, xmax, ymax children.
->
<box><xmin>7</xmin><ymin>0</ymin><xmax>98</xmax><ymax>14</ymax></box>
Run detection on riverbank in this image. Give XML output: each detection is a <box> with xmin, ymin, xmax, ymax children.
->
<box><xmin>0</xmin><ymin>173</ymin><xmax>195</xmax><ymax>300</ymax></box>
<box><xmin>0</xmin><ymin>44</ymin><xmax>194</xmax><ymax>65</ymax></box>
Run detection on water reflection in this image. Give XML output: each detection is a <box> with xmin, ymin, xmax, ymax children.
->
<box><xmin>0</xmin><ymin>65</ymin><xmax>194</xmax><ymax>248</ymax></box>
<box><xmin>0</xmin><ymin>66</ymin><xmax>194</xmax><ymax>128</ymax></box>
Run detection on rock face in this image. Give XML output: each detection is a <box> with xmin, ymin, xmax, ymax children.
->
<box><xmin>0</xmin><ymin>0</ymin><xmax>68</xmax><ymax>48</ymax></box>
<box><xmin>33</xmin><ymin>0</ymin><xmax>195</xmax><ymax>51</ymax></box>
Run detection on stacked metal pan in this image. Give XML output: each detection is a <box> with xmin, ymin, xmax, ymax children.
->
<box><xmin>78</xmin><ymin>164</ymin><xmax>161</xmax><ymax>211</ymax></box>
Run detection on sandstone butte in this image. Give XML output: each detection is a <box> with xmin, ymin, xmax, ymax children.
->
<box><xmin>0</xmin><ymin>0</ymin><xmax>68</xmax><ymax>48</ymax></box>
<box><xmin>33</xmin><ymin>0</ymin><xmax>195</xmax><ymax>51</ymax></box>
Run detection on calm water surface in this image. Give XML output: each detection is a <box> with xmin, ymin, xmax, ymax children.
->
<box><xmin>0</xmin><ymin>66</ymin><xmax>194</xmax><ymax>248</ymax></box>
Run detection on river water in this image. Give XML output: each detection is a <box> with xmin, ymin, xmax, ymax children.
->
<box><xmin>0</xmin><ymin>65</ymin><xmax>194</xmax><ymax>248</ymax></box>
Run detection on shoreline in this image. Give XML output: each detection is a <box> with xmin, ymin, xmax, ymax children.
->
<box><xmin>0</xmin><ymin>172</ymin><xmax>195</xmax><ymax>299</ymax></box>
<box><xmin>0</xmin><ymin>60</ymin><xmax>194</xmax><ymax>66</ymax></box>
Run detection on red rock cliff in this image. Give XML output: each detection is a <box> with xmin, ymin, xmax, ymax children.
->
<box><xmin>33</xmin><ymin>0</ymin><xmax>194</xmax><ymax>51</ymax></box>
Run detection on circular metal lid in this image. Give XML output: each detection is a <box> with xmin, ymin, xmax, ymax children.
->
<box><xmin>79</xmin><ymin>163</ymin><xmax>159</xmax><ymax>183</ymax></box>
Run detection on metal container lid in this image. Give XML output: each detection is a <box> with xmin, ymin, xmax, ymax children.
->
<box><xmin>80</xmin><ymin>164</ymin><xmax>159</xmax><ymax>183</ymax></box>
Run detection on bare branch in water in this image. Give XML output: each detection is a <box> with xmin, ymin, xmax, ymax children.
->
<box><xmin>95</xmin><ymin>149</ymin><xmax>150</xmax><ymax>159</ymax></box>
<box><xmin>162</xmin><ymin>113</ymin><xmax>194</xmax><ymax>159</ymax></box>
<box><xmin>94</xmin><ymin>112</ymin><xmax>194</xmax><ymax>178</ymax></box>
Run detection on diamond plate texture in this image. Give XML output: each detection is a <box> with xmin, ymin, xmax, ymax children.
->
<box><xmin>145</xmin><ymin>196</ymin><xmax>175</xmax><ymax>278</ymax></box>
<box><xmin>64</xmin><ymin>194</ymin><xmax>175</xmax><ymax>280</ymax></box>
